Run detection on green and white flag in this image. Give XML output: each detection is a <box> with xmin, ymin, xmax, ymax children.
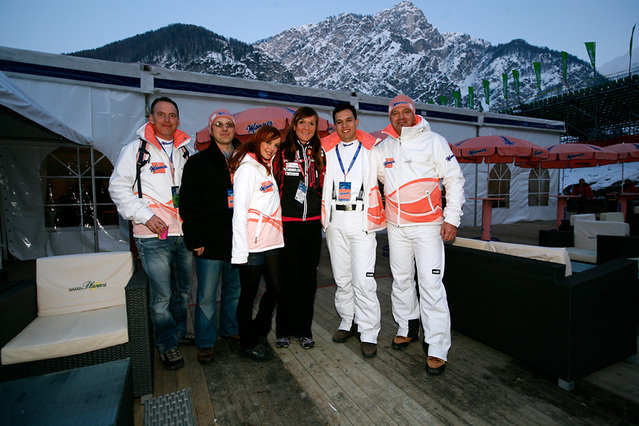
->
<box><xmin>502</xmin><ymin>73</ymin><xmax>508</xmax><ymax>99</ymax></box>
<box><xmin>512</xmin><ymin>70</ymin><xmax>520</xmax><ymax>97</ymax></box>
<box><xmin>453</xmin><ymin>91</ymin><xmax>460</xmax><ymax>107</ymax></box>
<box><xmin>483</xmin><ymin>80</ymin><xmax>490</xmax><ymax>104</ymax></box>
<box><xmin>585</xmin><ymin>41</ymin><xmax>596</xmax><ymax>70</ymax></box>
<box><xmin>468</xmin><ymin>86</ymin><xmax>475</xmax><ymax>109</ymax></box>
<box><xmin>630</xmin><ymin>23</ymin><xmax>636</xmax><ymax>75</ymax></box>
<box><xmin>439</xmin><ymin>96</ymin><xmax>447</xmax><ymax>106</ymax></box>
<box><xmin>561</xmin><ymin>51</ymin><xmax>568</xmax><ymax>84</ymax></box>
<box><xmin>533</xmin><ymin>62</ymin><xmax>542</xmax><ymax>91</ymax></box>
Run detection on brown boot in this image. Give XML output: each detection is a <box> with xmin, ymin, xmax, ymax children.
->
<box><xmin>426</xmin><ymin>357</ymin><xmax>446</xmax><ymax>376</ymax></box>
<box><xmin>391</xmin><ymin>335</ymin><xmax>416</xmax><ymax>350</ymax></box>
<box><xmin>361</xmin><ymin>342</ymin><xmax>377</xmax><ymax>358</ymax></box>
<box><xmin>197</xmin><ymin>347</ymin><xmax>215</xmax><ymax>365</ymax></box>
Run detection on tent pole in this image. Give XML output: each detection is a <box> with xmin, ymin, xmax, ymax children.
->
<box><xmin>90</xmin><ymin>146</ymin><xmax>99</xmax><ymax>252</ymax></box>
<box><xmin>474</xmin><ymin>163</ymin><xmax>478</xmax><ymax>226</ymax></box>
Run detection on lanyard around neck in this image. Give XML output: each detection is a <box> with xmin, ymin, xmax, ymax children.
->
<box><xmin>335</xmin><ymin>142</ymin><xmax>362</xmax><ymax>180</ymax></box>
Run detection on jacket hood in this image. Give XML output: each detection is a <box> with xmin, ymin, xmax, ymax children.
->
<box><xmin>381</xmin><ymin>115</ymin><xmax>426</xmax><ymax>140</ymax></box>
<box><xmin>137</xmin><ymin>122</ymin><xmax>191</xmax><ymax>151</ymax></box>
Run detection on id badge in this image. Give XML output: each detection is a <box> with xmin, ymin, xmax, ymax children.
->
<box><xmin>338</xmin><ymin>182</ymin><xmax>352</xmax><ymax>202</ymax></box>
<box><xmin>295</xmin><ymin>181</ymin><xmax>307</xmax><ymax>204</ymax></box>
<box><xmin>172</xmin><ymin>186</ymin><xmax>180</xmax><ymax>208</ymax></box>
<box><xmin>227</xmin><ymin>188</ymin><xmax>234</xmax><ymax>209</ymax></box>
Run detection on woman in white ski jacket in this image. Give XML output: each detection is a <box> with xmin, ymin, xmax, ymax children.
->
<box><xmin>229</xmin><ymin>125</ymin><xmax>284</xmax><ymax>362</ymax></box>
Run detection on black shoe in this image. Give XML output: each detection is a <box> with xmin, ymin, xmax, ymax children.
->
<box><xmin>242</xmin><ymin>342</ymin><xmax>274</xmax><ymax>362</ymax></box>
<box><xmin>160</xmin><ymin>348</ymin><xmax>185</xmax><ymax>370</ymax></box>
<box><xmin>276</xmin><ymin>337</ymin><xmax>290</xmax><ymax>348</ymax></box>
<box><xmin>178</xmin><ymin>332</ymin><xmax>195</xmax><ymax>346</ymax></box>
<box><xmin>426</xmin><ymin>357</ymin><xmax>446</xmax><ymax>376</ymax></box>
<box><xmin>361</xmin><ymin>342</ymin><xmax>377</xmax><ymax>358</ymax></box>
<box><xmin>295</xmin><ymin>336</ymin><xmax>316</xmax><ymax>349</ymax></box>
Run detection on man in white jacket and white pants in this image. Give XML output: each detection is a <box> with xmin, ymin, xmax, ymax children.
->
<box><xmin>374</xmin><ymin>95</ymin><xmax>465</xmax><ymax>376</ymax></box>
<box><xmin>321</xmin><ymin>103</ymin><xmax>386</xmax><ymax>358</ymax></box>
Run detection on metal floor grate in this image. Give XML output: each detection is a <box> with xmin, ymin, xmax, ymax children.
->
<box><xmin>143</xmin><ymin>388</ymin><xmax>196</xmax><ymax>426</ymax></box>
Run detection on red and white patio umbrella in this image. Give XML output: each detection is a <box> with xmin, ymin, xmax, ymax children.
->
<box><xmin>516</xmin><ymin>143</ymin><xmax>619</xmax><ymax>190</ymax></box>
<box><xmin>451</xmin><ymin>135</ymin><xmax>549</xmax><ymax>164</ymax></box>
<box><xmin>605</xmin><ymin>142</ymin><xmax>639</xmax><ymax>182</ymax></box>
<box><xmin>195</xmin><ymin>106</ymin><xmax>332</xmax><ymax>150</ymax></box>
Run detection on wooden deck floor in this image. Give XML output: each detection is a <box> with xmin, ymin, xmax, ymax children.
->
<box><xmin>135</xmin><ymin>221</ymin><xmax>639</xmax><ymax>425</ymax></box>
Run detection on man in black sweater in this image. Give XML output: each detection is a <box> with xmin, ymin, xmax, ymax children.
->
<box><xmin>180</xmin><ymin>109</ymin><xmax>241</xmax><ymax>364</ymax></box>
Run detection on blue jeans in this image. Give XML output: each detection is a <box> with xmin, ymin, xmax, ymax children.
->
<box><xmin>136</xmin><ymin>236</ymin><xmax>193</xmax><ymax>354</ymax></box>
<box><xmin>194</xmin><ymin>257</ymin><xmax>240</xmax><ymax>348</ymax></box>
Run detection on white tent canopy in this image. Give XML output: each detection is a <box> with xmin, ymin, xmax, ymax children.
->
<box><xmin>0</xmin><ymin>46</ymin><xmax>565</xmax><ymax>260</ymax></box>
<box><xmin>0</xmin><ymin>70</ymin><xmax>93</xmax><ymax>146</ymax></box>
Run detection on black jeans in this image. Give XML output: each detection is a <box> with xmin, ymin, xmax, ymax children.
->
<box><xmin>237</xmin><ymin>250</ymin><xmax>283</xmax><ymax>349</ymax></box>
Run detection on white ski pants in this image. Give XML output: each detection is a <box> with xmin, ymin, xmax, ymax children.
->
<box><xmin>325</xmin><ymin>210</ymin><xmax>380</xmax><ymax>344</ymax></box>
<box><xmin>387</xmin><ymin>223</ymin><xmax>451</xmax><ymax>360</ymax></box>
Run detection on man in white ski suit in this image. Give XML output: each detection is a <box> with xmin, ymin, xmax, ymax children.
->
<box><xmin>321</xmin><ymin>103</ymin><xmax>386</xmax><ymax>359</ymax></box>
<box><xmin>374</xmin><ymin>95</ymin><xmax>465</xmax><ymax>375</ymax></box>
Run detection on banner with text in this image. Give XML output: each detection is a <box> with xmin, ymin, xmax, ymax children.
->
<box><xmin>585</xmin><ymin>41</ymin><xmax>596</xmax><ymax>70</ymax></box>
<box><xmin>533</xmin><ymin>62</ymin><xmax>542</xmax><ymax>90</ymax></box>
<box><xmin>483</xmin><ymin>80</ymin><xmax>490</xmax><ymax>104</ymax></box>
<box><xmin>502</xmin><ymin>73</ymin><xmax>508</xmax><ymax>99</ymax></box>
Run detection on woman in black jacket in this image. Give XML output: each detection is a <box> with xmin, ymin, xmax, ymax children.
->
<box><xmin>269</xmin><ymin>106</ymin><xmax>325</xmax><ymax>350</ymax></box>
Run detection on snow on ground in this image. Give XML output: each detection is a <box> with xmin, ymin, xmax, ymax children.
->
<box><xmin>561</xmin><ymin>162</ymin><xmax>639</xmax><ymax>192</ymax></box>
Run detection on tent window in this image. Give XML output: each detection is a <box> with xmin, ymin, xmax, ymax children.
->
<box><xmin>40</xmin><ymin>147</ymin><xmax>117</xmax><ymax>229</ymax></box>
<box><xmin>528</xmin><ymin>168</ymin><xmax>550</xmax><ymax>206</ymax></box>
<box><xmin>488</xmin><ymin>164</ymin><xmax>510</xmax><ymax>208</ymax></box>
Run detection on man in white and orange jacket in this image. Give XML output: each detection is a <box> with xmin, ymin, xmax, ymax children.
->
<box><xmin>109</xmin><ymin>97</ymin><xmax>193</xmax><ymax>371</ymax></box>
<box><xmin>374</xmin><ymin>95</ymin><xmax>465</xmax><ymax>376</ymax></box>
<box><xmin>321</xmin><ymin>103</ymin><xmax>386</xmax><ymax>359</ymax></box>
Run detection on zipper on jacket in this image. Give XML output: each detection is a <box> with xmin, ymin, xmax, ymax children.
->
<box><xmin>300</xmin><ymin>141</ymin><xmax>309</xmax><ymax>221</ymax></box>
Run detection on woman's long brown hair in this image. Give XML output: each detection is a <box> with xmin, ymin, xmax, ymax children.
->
<box><xmin>281</xmin><ymin>106</ymin><xmax>324</xmax><ymax>171</ymax></box>
<box><xmin>228</xmin><ymin>124</ymin><xmax>281</xmax><ymax>176</ymax></box>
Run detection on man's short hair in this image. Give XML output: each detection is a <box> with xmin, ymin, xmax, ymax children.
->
<box><xmin>150</xmin><ymin>97</ymin><xmax>179</xmax><ymax>117</ymax></box>
<box><xmin>332</xmin><ymin>102</ymin><xmax>357</xmax><ymax>123</ymax></box>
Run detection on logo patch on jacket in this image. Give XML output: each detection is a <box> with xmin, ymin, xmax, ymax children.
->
<box><xmin>150</xmin><ymin>163</ymin><xmax>167</xmax><ymax>173</ymax></box>
<box><xmin>384</xmin><ymin>158</ymin><xmax>395</xmax><ymax>168</ymax></box>
<box><xmin>260</xmin><ymin>181</ymin><xmax>274</xmax><ymax>193</ymax></box>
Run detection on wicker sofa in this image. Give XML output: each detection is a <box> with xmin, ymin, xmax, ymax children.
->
<box><xmin>0</xmin><ymin>259</ymin><xmax>153</xmax><ymax>398</ymax></box>
<box><xmin>443</xmin><ymin>242</ymin><xmax>638</xmax><ymax>391</ymax></box>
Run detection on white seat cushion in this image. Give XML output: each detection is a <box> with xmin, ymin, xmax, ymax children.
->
<box><xmin>488</xmin><ymin>241</ymin><xmax>572</xmax><ymax>276</ymax></box>
<box><xmin>573</xmin><ymin>220</ymin><xmax>630</xmax><ymax>251</ymax></box>
<box><xmin>36</xmin><ymin>251</ymin><xmax>133</xmax><ymax>316</ymax></box>
<box><xmin>451</xmin><ymin>237</ymin><xmax>491</xmax><ymax>251</ymax></box>
<box><xmin>1</xmin><ymin>305</ymin><xmax>128</xmax><ymax>365</ymax></box>
<box><xmin>600</xmin><ymin>212</ymin><xmax>624</xmax><ymax>222</ymax></box>
<box><xmin>569</xmin><ymin>213</ymin><xmax>596</xmax><ymax>226</ymax></box>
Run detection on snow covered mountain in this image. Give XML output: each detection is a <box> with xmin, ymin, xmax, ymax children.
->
<box><xmin>71</xmin><ymin>1</ymin><xmax>598</xmax><ymax>110</ymax></box>
<box><xmin>71</xmin><ymin>24</ymin><xmax>296</xmax><ymax>84</ymax></box>
<box><xmin>255</xmin><ymin>1</ymin><xmax>595</xmax><ymax>109</ymax></box>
